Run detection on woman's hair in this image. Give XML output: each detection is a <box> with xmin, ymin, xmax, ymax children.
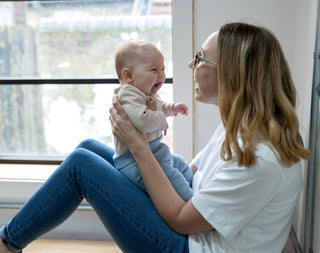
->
<box><xmin>217</xmin><ymin>22</ymin><xmax>310</xmax><ymax>167</ymax></box>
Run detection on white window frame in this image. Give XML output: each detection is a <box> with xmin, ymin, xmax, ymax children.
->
<box><xmin>0</xmin><ymin>0</ymin><xmax>194</xmax><ymax>240</ymax></box>
<box><xmin>172</xmin><ymin>0</ymin><xmax>194</xmax><ymax>163</ymax></box>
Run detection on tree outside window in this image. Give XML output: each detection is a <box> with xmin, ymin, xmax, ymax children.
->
<box><xmin>0</xmin><ymin>0</ymin><xmax>173</xmax><ymax>158</ymax></box>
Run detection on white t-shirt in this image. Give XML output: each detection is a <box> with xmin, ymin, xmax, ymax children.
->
<box><xmin>188</xmin><ymin>123</ymin><xmax>303</xmax><ymax>253</ymax></box>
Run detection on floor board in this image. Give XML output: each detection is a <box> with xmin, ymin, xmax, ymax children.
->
<box><xmin>24</xmin><ymin>239</ymin><xmax>122</xmax><ymax>253</ymax></box>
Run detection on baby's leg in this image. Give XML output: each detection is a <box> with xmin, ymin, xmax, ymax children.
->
<box><xmin>116</xmin><ymin>163</ymin><xmax>146</xmax><ymax>192</ymax></box>
<box><xmin>113</xmin><ymin>151</ymin><xmax>147</xmax><ymax>193</ymax></box>
<box><xmin>171</xmin><ymin>153</ymin><xmax>193</xmax><ymax>186</ymax></box>
<box><xmin>150</xmin><ymin>142</ymin><xmax>193</xmax><ymax>202</ymax></box>
<box><xmin>160</xmin><ymin>161</ymin><xmax>193</xmax><ymax>202</ymax></box>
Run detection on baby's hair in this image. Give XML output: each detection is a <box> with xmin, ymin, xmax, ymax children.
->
<box><xmin>114</xmin><ymin>40</ymin><xmax>160</xmax><ymax>80</ymax></box>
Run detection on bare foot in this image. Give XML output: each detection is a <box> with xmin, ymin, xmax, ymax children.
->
<box><xmin>0</xmin><ymin>239</ymin><xmax>11</xmax><ymax>253</ymax></box>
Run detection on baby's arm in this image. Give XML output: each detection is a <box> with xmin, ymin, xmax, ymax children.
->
<box><xmin>161</xmin><ymin>101</ymin><xmax>188</xmax><ymax>117</ymax></box>
<box><xmin>172</xmin><ymin>103</ymin><xmax>188</xmax><ymax>116</ymax></box>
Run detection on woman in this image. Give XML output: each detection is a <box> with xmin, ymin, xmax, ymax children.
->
<box><xmin>0</xmin><ymin>22</ymin><xmax>310</xmax><ymax>253</ymax></box>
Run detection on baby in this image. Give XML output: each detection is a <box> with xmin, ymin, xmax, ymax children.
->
<box><xmin>112</xmin><ymin>40</ymin><xmax>193</xmax><ymax>201</ymax></box>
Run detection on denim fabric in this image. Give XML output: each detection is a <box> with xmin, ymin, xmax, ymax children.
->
<box><xmin>113</xmin><ymin>136</ymin><xmax>193</xmax><ymax>202</ymax></box>
<box><xmin>0</xmin><ymin>139</ymin><xmax>189</xmax><ymax>253</ymax></box>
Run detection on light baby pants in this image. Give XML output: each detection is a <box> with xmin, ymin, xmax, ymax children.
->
<box><xmin>113</xmin><ymin>136</ymin><xmax>193</xmax><ymax>202</ymax></box>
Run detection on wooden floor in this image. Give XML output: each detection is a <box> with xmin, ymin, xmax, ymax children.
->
<box><xmin>24</xmin><ymin>239</ymin><xmax>122</xmax><ymax>253</ymax></box>
<box><xmin>4</xmin><ymin>233</ymin><xmax>297</xmax><ymax>253</ymax></box>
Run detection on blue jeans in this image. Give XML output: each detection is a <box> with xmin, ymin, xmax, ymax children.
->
<box><xmin>114</xmin><ymin>136</ymin><xmax>193</xmax><ymax>202</ymax></box>
<box><xmin>0</xmin><ymin>139</ymin><xmax>189</xmax><ymax>253</ymax></box>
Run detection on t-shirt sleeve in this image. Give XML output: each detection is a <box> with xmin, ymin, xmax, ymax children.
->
<box><xmin>191</xmin><ymin>158</ymin><xmax>282</xmax><ymax>241</ymax></box>
<box><xmin>192</xmin><ymin>150</ymin><xmax>203</xmax><ymax>169</ymax></box>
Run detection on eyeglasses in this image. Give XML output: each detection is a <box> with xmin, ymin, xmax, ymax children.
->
<box><xmin>194</xmin><ymin>51</ymin><xmax>217</xmax><ymax>68</ymax></box>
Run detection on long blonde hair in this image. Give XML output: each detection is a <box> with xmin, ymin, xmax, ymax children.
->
<box><xmin>217</xmin><ymin>22</ymin><xmax>310</xmax><ymax>167</ymax></box>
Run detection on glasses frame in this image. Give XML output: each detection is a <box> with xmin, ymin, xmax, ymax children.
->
<box><xmin>194</xmin><ymin>51</ymin><xmax>217</xmax><ymax>67</ymax></box>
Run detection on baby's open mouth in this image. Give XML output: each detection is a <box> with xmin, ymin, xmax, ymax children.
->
<box><xmin>151</xmin><ymin>82</ymin><xmax>161</xmax><ymax>94</ymax></box>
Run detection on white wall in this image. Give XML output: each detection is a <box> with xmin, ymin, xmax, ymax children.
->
<box><xmin>187</xmin><ymin>0</ymin><xmax>317</xmax><ymax>250</ymax></box>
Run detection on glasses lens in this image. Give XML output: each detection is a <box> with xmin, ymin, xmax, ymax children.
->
<box><xmin>194</xmin><ymin>51</ymin><xmax>200</xmax><ymax>67</ymax></box>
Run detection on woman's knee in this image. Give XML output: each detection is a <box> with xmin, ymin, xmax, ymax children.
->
<box><xmin>62</xmin><ymin>148</ymin><xmax>93</xmax><ymax>172</ymax></box>
<box><xmin>76</xmin><ymin>138</ymin><xmax>97</xmax><ymax>150</ymax></box>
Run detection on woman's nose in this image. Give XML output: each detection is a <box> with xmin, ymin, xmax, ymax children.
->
<box><xmin>188</xmin><ymin>58</ymin><xmax>195</xmax><ymax>69</ymax></box>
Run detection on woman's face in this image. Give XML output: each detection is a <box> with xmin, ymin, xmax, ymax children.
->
<box><xmin>189</xmin><ymin>32</ymin><xmax>219</xmax><ymax>105</ymax></box>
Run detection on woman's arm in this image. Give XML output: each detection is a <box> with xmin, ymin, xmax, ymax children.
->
<box><xmin>189</xmin><ymin>163</ymin><xmax>198</xmax><ymax>175</ymax></box>
<box><xmin>109</xmin><ymin>97</ymin><xmax>213</xmax><ymax>235</ymax></box>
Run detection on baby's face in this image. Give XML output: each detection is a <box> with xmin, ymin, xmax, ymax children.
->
<box><xmin>131</xmin><ymin>48</ymin><xmax>166</xmax><ymax>96</ymax></box>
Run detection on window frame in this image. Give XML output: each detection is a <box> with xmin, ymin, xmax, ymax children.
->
<box><xmin>0</xmin><ymin>77</ymin><xmax>173</xmax><ymax>165</ymax></box>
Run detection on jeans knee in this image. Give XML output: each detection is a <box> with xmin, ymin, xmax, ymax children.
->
<box><xmin>69</xmin><ymin>148</ymin><xmax>92</xmax><ymax>162</ymax></box>
<box><xmin>76</xmin><ymin>138</ymin><xmax>97</xmax><ymax>149</ymax></box>
<box><xmin>61</xmin><ymin>148</ymin><xmax>96</xmax><ymax>183</ymax></box>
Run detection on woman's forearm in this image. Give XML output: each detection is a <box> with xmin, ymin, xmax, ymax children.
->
<box><xmin>130</xmin><ymin>144</ymin><xmax>213</xmax><ymax>234</ymax></box>
<box><xmin>129</xmin><ymin>143</ymin><xmax>186</xmax><ymax>231</ymax></box>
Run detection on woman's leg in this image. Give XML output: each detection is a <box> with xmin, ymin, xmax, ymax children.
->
<box><xmin>76</xmin><ymin>138</ymin><xmax>115</xmax><ymax>166</ymax></box>
<box><xmin>0</xmin><ymin>147</ymin><xmax>188</xmax><ymax>253</ymax></box>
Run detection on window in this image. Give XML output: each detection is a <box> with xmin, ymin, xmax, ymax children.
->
<box><xmin>0</xmin><ymin>0</ymin><xmax>194</xmax><ymax>239</ymax></box>
<box><xmin>0</xmin><ymin>0</ymin><xmax>173</xmax><ymax>164</ymax></box>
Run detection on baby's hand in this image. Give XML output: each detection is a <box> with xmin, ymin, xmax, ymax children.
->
<box><xmin>173</xmin><ymin>103</ymin><xmax>188</xmax><ymax>116</ymax></box>
<box><xmin>146</xmin><ymin>99</ymin><xmax>153</xmax><ymax>109</ymax></box>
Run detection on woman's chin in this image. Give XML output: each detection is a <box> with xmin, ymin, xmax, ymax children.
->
<box><xmin>194</xmin><ymin>87</ymin><xmax>201</xmax><ymax>99</ymax></box>
<box><xmin>194</xmin><ymin>93</ymin><xmax>202</xmax><ymax>102</ymax></box>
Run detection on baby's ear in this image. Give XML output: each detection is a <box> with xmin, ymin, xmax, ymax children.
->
<box><xmin>122</xmin><ymin>68</ymin><xmax>133</xmax><ymax>83</ymax></box>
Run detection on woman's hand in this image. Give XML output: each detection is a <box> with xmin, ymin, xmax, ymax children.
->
<box><xmin>109</xmin><ymin>95</ymin><xmax>148</xmax><ymax>150</ymax></box>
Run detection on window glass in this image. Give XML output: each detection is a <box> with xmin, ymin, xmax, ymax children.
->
<box><xmin>0</xmin><ymin>0</ymin><xmax>172</xmax><ymax>157</ymax></box>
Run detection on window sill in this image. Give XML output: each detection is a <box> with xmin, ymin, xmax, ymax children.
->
<box><xmin>0</xmin><ymin>164</ymin><xmax>56</xmax><ymax>180</ymax></box>
<box><xmin>0</xmin><ymin>164</ymin><xmax>106</xmax><ymax>240</ymax></box>
<box><xmin>0</xmin><ymin>164</ymin><xmax>91</xmax><ymax>208</ymax></box>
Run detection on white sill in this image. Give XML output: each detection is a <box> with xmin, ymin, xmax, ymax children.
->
<box><xmin>0</xmin><ymin>163</ymin><xmax>90</xmax><ymax>208</ymax></box>
<box><xmin>0</xmin><ymin>164</ymin><xmax>110</xmax><ymax>240</ymax></box>
<box><xmin>0</xmin><ymin>163</ymin><xmax>56</xmax><ymax>180</ymax></box>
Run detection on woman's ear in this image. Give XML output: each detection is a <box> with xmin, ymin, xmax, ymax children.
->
<box><xmin>122</xmin><ymin>68</ymin><xmax>133</xmax><ymax>83</ymax></box>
